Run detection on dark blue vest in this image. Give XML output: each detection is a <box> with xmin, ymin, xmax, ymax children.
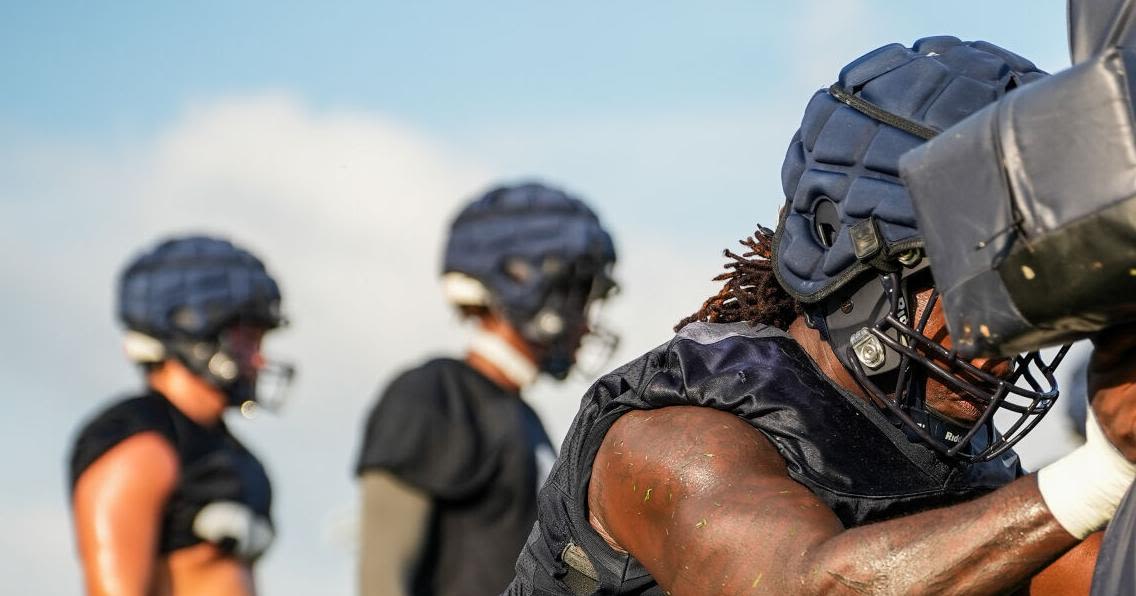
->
<box><xmin>508</xmin><ymin>322</ymin><xmax>1021</xmax><ymax>595</ymax></box>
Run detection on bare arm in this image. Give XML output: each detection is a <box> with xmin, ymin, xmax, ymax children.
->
<box><xmin>589</xmin><ymin>407</ymin><xmax>1081</xmax><ymax>595</ymax></box>
<box><xmin>72</xmin><ymin>432</ymin><xmax>179</xmax><ymax>596</ymax></box>
<box><xmin>358</xmin><ymin>470</ymin><xmax>431</xmax><ymax>596</ymax></box>
<box><xmin>1028</xmin><ymin>531</ymin><xmax>1099</xmax><ymax>595</ymax></box>
<box><xmin>1087</xmin><ymin>325</ymin><xmax>1136</xmax><ymax>461</ymax></box>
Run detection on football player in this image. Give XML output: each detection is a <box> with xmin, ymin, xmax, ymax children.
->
<box><xmin>355</xmin><ymin>182</ymin><xmax>618</xmax><ymax>596</ymax></box>
<box><xmin>69</xmin><ymin>235</ymin><xmax>294</xmax><ymax>596</ymax></box>
<box><xmin>507</xmin><ymin>38</ymin><xmax>1136</xmax><ymax>595</ymax></box>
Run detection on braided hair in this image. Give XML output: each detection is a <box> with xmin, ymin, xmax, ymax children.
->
<box><xmin>676</xmin><ymin>225</ymin><xmax>802</xmax><ymax>332</ymax></box>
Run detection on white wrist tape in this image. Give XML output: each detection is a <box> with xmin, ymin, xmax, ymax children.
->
<box><xmin>1038</xmin><ymin>407</ymin><xmax>1136</xmax><ymax>539</ymax></box>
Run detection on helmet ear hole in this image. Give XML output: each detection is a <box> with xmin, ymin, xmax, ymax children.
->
<box><xmin>812</xmin><ymin>197</ymin><xmax>840</xmax><ymax>249</ymax></box>
<box><xmin>172</xmin><ymin>306</ymin><xmax>203</xmax><ymax>334</ymax></box>
<box><xmin>503</xmin><ymin>258</ymin><xmax>534</xmax><ymax>284</ymax></box>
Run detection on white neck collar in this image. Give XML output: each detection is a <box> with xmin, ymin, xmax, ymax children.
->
<box><xmin>468</xmin><ymin>328</ymin><xmax>539</xmax><ymax>389</ymax></box>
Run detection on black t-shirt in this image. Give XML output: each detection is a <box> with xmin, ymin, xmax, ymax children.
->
<box><xmin>356</xmin><ymin>358</ymin><xmax>554</xmax><ymax>596</ymax></box>
<box><xmin>69</xmin><ymin>392</ymin><xmax>273</xmax><ymax>555</ymax></box>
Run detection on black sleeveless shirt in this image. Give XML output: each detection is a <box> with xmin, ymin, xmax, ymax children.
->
<box><xmin>508</xmin><ymin>322</ymin><xmax>1021</xmax><ymax>595</ymax></box>
<box><xmin>69</xmin><ymin>392</ymin><xmax>273</xmax><ymax>556</ymax></box>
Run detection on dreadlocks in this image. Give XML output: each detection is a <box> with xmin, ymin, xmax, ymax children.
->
<box><xmin>675</xmin><ymin>225</ymin><xmax>802</xmax><ymax>332</ymax></box>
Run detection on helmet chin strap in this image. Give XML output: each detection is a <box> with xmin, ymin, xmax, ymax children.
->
<box><xmin>806</xmin><ymin>281</ymin><xmax>980</xmax><ymax>455</ymax></box>
<box><xmin>469</xmin><ymin>328</ymin><xmax>539</xmax><ymax>389</ymax></box>
<box><xmin>845</xmin><ymin>347</ymin><xmax>981</xmax><ymax>458</ymax></box>
<box><xmin>894</xmin><ymin>368</ymin><xmax>975</xmax><ymax>449</ymax></box>
<box><xmin>905</xmin><ymin>407</ymin><xmax>974</xmax><ymax>448</ymax></box>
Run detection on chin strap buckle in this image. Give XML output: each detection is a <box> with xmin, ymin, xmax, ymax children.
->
<box><xmin>851</xmin><ymin>328</ymin><xmax>887</xmax><ymax>370</ymax></box>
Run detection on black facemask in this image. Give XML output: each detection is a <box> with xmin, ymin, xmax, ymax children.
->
<box><xmin>517</xmin><ymin>263</ymin><xmax>619</xmax><ymax>380</ymax></box>
<box><xmin>165</xmin><ymin>333</ymin><xmax>296</xmax><ymax>412</ymax></box>
<box><xmin>811</xmin><ymin>266</ymin><xmax>1068</xmax><ymax>462</ymax></box>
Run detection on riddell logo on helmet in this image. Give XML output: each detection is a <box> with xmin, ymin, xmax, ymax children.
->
<box><xmin>896</xmin><ymin>294</ymin><xmax>909</xmax><ymax>326</ymax></box>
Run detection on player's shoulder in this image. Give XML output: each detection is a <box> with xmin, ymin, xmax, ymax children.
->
<box><xmin>69</xmin><ymin>393</ymin><xmax>178</xmax><ymax>488</ymax></box>
<box><xmin>585</xmin><ymin>322</ymin><xmax>793</xmax><ymax>393</ymax></box>
<box><xmin>73</xmin><ymin>393</ymin><xmax>177</xmax><ymax>443</ymax></box>
<box><xmin>391</xmin><ymin>356</ymin><xmax>472</xmax><ymax>386</ymax></box>
<box><xmin>379</xmin><ymin>357</ymin><xmax>470</xmax><ymax>405</ymax></box>
<box><xmin>671</xmin><ymin>320</ymin><xmax>789</xmax><ymax>347</ymax></box>
<box><xmin>365</xmin><ymin>357</ymin><xmax>495</xmax><ymax>433</ymax></box>
<box><xmin>357</xmin><ymin>358</ymin><xmax>499</xmax><ymax>491</ymax></box>
<box><xmin>664</xmin><ymin>321</ymin><xmax>797</xmax><ymax>373</ymax></box>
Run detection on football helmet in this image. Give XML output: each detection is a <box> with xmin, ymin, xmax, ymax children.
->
<box><xmin>442</xmin><ymin>182</ymin><xmax>618</xmax><ymax>379</ymax></box>
<box><xmin>773</xmin><ymin>37</ymin><xmax>1066</xmax><ymax>461</ymax></box>
<box><xmin>119</xmin><ymin>235</ymin><xmax>295</xmax><ymax>411</ymax></box>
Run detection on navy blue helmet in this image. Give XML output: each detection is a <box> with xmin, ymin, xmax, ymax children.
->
<box><xmin>120</xmin><ymin>236</ymin><xmax>284</xmax><ymax>339</ymax></box>
<box><xmin>442</xmin><ymin>182</ymin><xmax>618</xmax><ymax>379</ymax></box>
<box><xmin>773</xmin><ymin>37</ymin><xmax>1064</xmax><ymax>461</ymax></box>
<box><xmin>119</xmin><ymin>235</ymin><xmax>294</xmax><ymax>409</ymax></box>
<box><xmin>775</xmin><ymin>36</ymin><xmax>1046</xmax><ymax>303</ymax></box>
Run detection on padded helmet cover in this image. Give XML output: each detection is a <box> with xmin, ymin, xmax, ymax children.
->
<box><xmin>774</xmin><ymin>36</ymin><xmax>1046</xmax><ymax>303</ymax></box>
<box><xmin>119</xmin><ymin>235</ymin><xmax>284</xmax><ymax>340</ymax></box>
<box><xmin>442</xmin><ymin>182</ymin><xmax>617</xmax><ymax>323</ymax></box>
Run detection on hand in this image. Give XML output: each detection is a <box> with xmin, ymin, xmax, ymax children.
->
<box><xmin>1089</xmin><ymin>324</ymin><xmax>1136</xmax><ymax>462</ymax></box>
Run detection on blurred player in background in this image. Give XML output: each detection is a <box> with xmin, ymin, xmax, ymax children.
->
<box><xmin>69</xmin><ymin>235</ymin><xmax>295</xmax><ymax>596</ymax></box>
<box><xmin>507</xmin><ymin>38</ymin><xmax>1134</xmax><ymax>595</ymax></box>
<box><xmin>355</xmin><ymin>182</ymin><xmax>618</xmax><ymax>596</ymax></box>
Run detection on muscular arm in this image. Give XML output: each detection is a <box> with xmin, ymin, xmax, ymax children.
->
<box><xmin>358</xmin><ymin>470</ymin><xmax>431</xmax><ymax>596</ymax></box>
<box><xmin>589</xmin><ymin>406</ymin><xmax>1086</xmax><ymax>595</ymax></box>
<box><xmin>1028</xmin><ymin>532</ymin><xmax>1099</xmax><ymax>595</ymax></box>
<box><xmin>72</xmin><ymin>432</ymin><xmax>179</xmax><ymax>596</ymax></box>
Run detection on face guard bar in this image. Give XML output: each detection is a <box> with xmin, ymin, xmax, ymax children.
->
<box><xmin>523</xmin><ymin>263</ymin><xmax>620</xmax><ymax>380</ymax></box>
<box><xmin>846</xmin><ymin>271</ymin><xmax>1069</xmax><ymax>462</ymax></box>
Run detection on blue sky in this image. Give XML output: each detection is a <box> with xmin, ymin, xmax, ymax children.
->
<box><xmin>3</xmin><ymin>2</ymin><xmax>776</xmax><ymax>137</ymax></box>
<box><xmin>0</xmin><ymin>2</ymin><xmax>1079</xmax><ymax>595</ymax></box>
<box><xmin>2</xmin><ymin>2</ymin><xmax>1067</xmax><ymax>135</ymax></box>
<box><xmin>2</xmin><ymin>2</ymin><xmax>1071</xmax><ymax>241</ymax></box>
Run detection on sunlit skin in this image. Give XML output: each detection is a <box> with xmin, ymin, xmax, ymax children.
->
<box><xmin>72</xmin><ymin>324</ymin><xmax>268</xmax><ymax>596</ymax></box>
<box><xmin>586</xmin><ymin>307</ymin><xmax>1136</xmax><ymax>594</ymax></box>
<box><xmin>907</xmin><ymin>286</ymin><xmax>1011</xmax><ymax>423</ymax></box>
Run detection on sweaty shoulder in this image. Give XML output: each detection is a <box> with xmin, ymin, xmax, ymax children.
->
<box><xmin>355</xmin><ymin>358</ymin><xmax>501</xmax><ymax>499</ymax></box>
<box><xmin>589</xmin><ymin>405</ymin><xmax>840</xmax><ymax>589</ymax></box>
<box><xmin>69</xmin><ymin>394</ymin><xmax>179</xmax><ymax>492</ymax></box>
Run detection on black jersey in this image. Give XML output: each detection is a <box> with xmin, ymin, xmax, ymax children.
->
<box><xmin>69</xmin><ymin>392</ymin><xmax>273</xmax><ymax>557</ymax></box>
<box><xmin>356</xmin><ymin>358</ymin><xmax>555</xmax><ymax>596</ymax></box>
<box><xmin>507</xmin><ymin>322</ymin><xmax>1022</xmax><ymax>595</ymax></box>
